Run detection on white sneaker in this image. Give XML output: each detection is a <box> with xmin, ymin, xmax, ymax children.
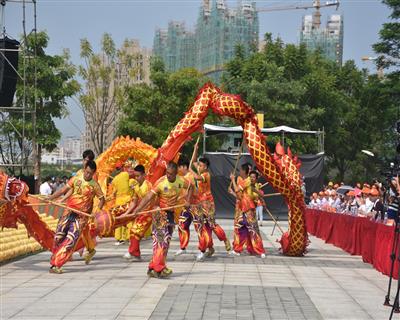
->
<box><xmin>196</xmin><ymin>252</ymin><xmax>205</xmax><ymax>262</ymax></box>
<box><xmin>123</xmin><ymin>252</ymin><xmax>133</xmax><ymax>260</ymax></box>
<box><xmin>123</xmin><ymin>252</ymin><xmax>141</xmax><ymax>261</ymax></box>
<box><xmin>260</xmin><ymin>253</ymin><xmax>266</xmax><ymax>259</ymax></box>
<box><xmin>175</xmin><ymin>249</ymin><xmax>186</xmax><ymax>256</ymax></box>
<box><xmin>114</xmin><ymin>241</ymin><xmax>122</xmax><ymax>246</ymax></box>
<box><xmin>231</xmin><ymin>251</ymin><xmax>241</xmax><ymax>256</ymax></box>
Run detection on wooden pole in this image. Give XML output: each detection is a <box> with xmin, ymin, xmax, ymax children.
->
<box><xmin>189</xmin><ymin>135</ymin><xmax>201</xmax><ymax>170</ymax></box>
<box><xmin>259</xmin><ymin>181</ymin><xmax>269</xmax><ymax>188</ymax></box>
<box><xmin>263</xmin><ymin>192</ymin><xmax>281</xmax><ymax>198</ymax></box>
<box><xmin>264</xmin><ymin>206</ymin><xmax>285</xmax><ymax>234</ymax></box>
<box><xmin>29</xmin><ymin>194</ymin><xmax>91</xmax><ymax>218</ymax></box>
<box><xmin>115</xmin><ymin>204</ymin><xmax>186</xmax><ymax>221</ymax></box>
<box><xmin>228</xmin><ymin>140</ymin><xmax>244</xmax><ymax>190</ymax></box>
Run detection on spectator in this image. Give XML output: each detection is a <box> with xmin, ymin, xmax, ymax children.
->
<box><xmin>331</xmin><ymin>191</ymin><xmax>342</xmax><ymax>211</ymax></box>
<box><xmin>39</xmin><ymin>176</ymin><xmax>53</xmax><ymax>195</ymax></box>
<box><xmin>388</xmin><ymin>177</ymin><xmax>399</xmax><ymax>222</ymax></box>
<box><xmin>370</xmin><ymin>188</ymin><xmax>384</xmax><ymax>221</ymax></box>
<box><xmin>321</xmin><ymin>191</ymin><xmax>329</xmax><ymax>207</ymax></box>
<box><xmin>326</xmin><ymin>182</ymin><xmax>334</xmax><ymax>195</ymax></box>
<box><xmin>347</xmin><ymin>191</ymin><xmax>358</xmax><ymax>214</ymax></box>
<box><xmin>362</xmin><ymin>187</ymin><xmax>374</xmax><ymax>213</ymax></box>
<box><xmin>309</xmin><ymin>193</ymin><xmax>320</xmax><ymax>207</ymax></box>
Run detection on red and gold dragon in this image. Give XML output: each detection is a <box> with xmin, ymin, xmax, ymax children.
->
<box><xmin>0</xmin><ymin>83</ymin><xmax>307</xmax><ymax>256</ymax></box>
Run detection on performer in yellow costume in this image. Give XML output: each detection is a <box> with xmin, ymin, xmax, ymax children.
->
<box><xmin>111</xmin><ymin>162</ymin><xmax>133</xmax><ymax>245</ymax></box>
<box><xmin>123</xmin><ymin>164</ymin><xmax>153</xmax><ymax>261</ymax></box>
<box><xmin>131</xmin><ymin>161</ymin><xmax>192</xmax><ymax>278</ymax></box>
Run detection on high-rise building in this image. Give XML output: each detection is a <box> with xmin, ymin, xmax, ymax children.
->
<box><xmin>83</xmin><ymin>40</ymin><xmax>151</xmax><ymax>153</ymax></box>
<box><xmin>300</xmin><ymin>13</ymin><xmax>343</xmax><ymax>65</ymax></box>
<box><xmin>153</xmin><ymin>0</ymin><xmax>258</xmax><ymax>82</ymax></box>
<box><xmin>64</xmin><ymin>136</ymin><xmax>82</xmax><ymax>160</ymax></box>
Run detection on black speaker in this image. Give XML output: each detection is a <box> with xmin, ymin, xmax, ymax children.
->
<box><xmin>0</xmin><ymin>37</ymin><xmax>20</xmax><ymax>107</ymax></box>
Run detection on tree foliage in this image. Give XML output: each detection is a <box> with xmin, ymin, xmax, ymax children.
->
<box><xmin>373</xmin><ymin>0</ymin><xmax>400</xmax><ymax>69</ymax></box>
<box><xmin>0</xmin><ymin>31</ymin><xmax>79</xmax><ymax>180</ymax></box>
<box><xmin>222</xmin><ymin>34</ymin><xmax>397</xmax><ymax>183</ymax></box>
<box><xmin>118</xmin><ymin>58</ymin><xmax>207</xmax><ymax>151</ymax></box>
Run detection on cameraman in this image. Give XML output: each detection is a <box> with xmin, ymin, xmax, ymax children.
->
<box><xmin>387</xmin><ymin>177</ymin><xmax>400</xmax><ymax>222</ymax></box>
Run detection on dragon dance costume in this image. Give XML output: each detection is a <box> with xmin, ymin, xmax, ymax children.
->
<box><xmin>177</xmin><ymin>171</ymin><xmax>195</xmax><ymax>251</ymax></box>
<box><xmin>192</xmin><ymin>171</ymin><xmax>230</xmax><ymax>254</ymax></box>
<box><xmin>233</xmin><ymin>176</ymin><xmax>265</xmax><ymax>256</ymax></box>
<box><xmin>148</xmin><ymin>175</ymin><xmax>189</xmax><ymax>274</ymax></box>
<box><xmin>127</xmin><ymin>179</ymin><xmax>153</xmax><ymax>258</ymax></box>
<box><xmin>50</xmin><ymin>174</ymin><xmax>104</xmax><ymax>269</ymax></box>
<box><xmin>111</xmin><ymin>171</ymin><xmax>132</xmax><ymax>242</ymax></box>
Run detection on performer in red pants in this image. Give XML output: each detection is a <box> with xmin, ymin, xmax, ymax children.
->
<box><xmin>122</xmin><ymin>164</ymin><xmax>153</xmax><ymax>261</ymax></box>
<box><xmin>190</xmin><ymin>157</ymin><xmax>231</xmax><ymax>261</ymax></box>
<box><xmin>47</xmin><ymin>160</ymin><xmax>105</xmax><ymax>273</ymax></box>
<box><xmin>131</xmin><ymin>162</ymin><xmax>192</xmax><ymax>278</ymax></box>
<box><xmin>230</xmin><ymin>164</ymin><xmax>266</xmax><ymax>258</ymax></box>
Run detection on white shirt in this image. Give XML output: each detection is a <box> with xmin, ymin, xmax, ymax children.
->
<box><xmin>39</xmin><ymin>182</ymin><xmax>52</xmax><ymax>195</ymax></box>
<box><xmin>364</xmin><ymin>198</ymin><xmax>374</xmax><ymax>213</ymax></box>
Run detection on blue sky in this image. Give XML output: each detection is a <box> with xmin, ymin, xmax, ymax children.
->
<box><xmin>5</xmin><ymin>0</ymin><xmax>391</xmax><ymax>140</ymax></box>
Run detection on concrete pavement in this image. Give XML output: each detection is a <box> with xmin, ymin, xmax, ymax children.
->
<box><xmin>0</xmin><ymin>219</ymin><xmax>396</xmax><ymax>319</ymax></box>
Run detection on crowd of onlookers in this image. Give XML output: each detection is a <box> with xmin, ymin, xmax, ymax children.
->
<box><xmin>39</xmin><ymin>176</ymin><xmax>69</xmax><ymax>195</ymax></box>
<box><xmin>307</xmin><ymin>178</ymin><xmax>400</xmax><ymax>223</ymax></box>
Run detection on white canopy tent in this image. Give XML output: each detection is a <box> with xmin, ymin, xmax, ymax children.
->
<box><xmin>202</xmin><ymin>124</ymin><xmax>324</xmax><ymax>154</ymax></box>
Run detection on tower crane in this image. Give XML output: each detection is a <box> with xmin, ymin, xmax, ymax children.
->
<box><xmin>257</xmin><ymin>0</ymin><xmax>340</xmax><ymax>29</ymax></box>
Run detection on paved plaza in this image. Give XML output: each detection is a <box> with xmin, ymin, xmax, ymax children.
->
<box><xmin>0</xmin><ymin>219</ymin><xmax>396</xmax><ymax>320</ymax></box>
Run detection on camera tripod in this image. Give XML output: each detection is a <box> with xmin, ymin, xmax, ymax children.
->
<box><xmin>383</xmin><ymin>217</ymin><xmax>400</xmax><ymax>319</ymax></box>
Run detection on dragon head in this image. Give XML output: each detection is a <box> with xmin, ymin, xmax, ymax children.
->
<box><xmin>0</xmin><ymin>171</ymin><xmax>29</xmax><ymax>229</ymax></box>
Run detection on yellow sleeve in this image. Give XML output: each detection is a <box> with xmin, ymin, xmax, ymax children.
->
<box><xmin>94</xmin><ymin>181</ymin><xmax>105</xmax><ymax>199</ymax></box>
<box><xmin>151</xmin><ymin>177</ymin><xmax>163</xmax><ymax>195</ymax></box>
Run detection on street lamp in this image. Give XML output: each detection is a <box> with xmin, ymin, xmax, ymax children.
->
<box><xmin>361</xmin><ymin>149</ymin><xmax>375</xmax><ymax>157</ymax></box>
<box><xmin>361</xmin><ymin>56</ymin><xmax>384</xmax><ymax>79</ymax></box>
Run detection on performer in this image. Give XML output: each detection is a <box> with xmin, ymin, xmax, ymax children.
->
<box><xmin>175</xmin><ymin>158</ymin><xmax>195</xmax><ymax>256</ymax></box>
<box><xmin>111</xmin><ymin>162</ymin><xmax>132</xmax><ymax>246</ymax></box>
<box><xmin>131</xmin><ymin>162</ymin><xmax>192</xmax><ymax>278</ymax></box>
<box><xmin>255</xmin><ymin>178</ymin><xmax>265</xmax><ymax>226</ymax></box>
<box><xmin>61</xmin><ymin>149</ymin><xmax>97</xmax><ymax>264</ymax></box>
<box><xmin>47</xmin><ymin>160</ymin><xmax>105</xmax><ymax>273</ymax></box>
<box><xmin>230</xmin><ymin>165</ymin><xmax>266</xmax><ymax>258</ymax></box>
<box><xmin>122</xmin><ymin>164</ymin><xmax>153</xmax><ymax>261</ymax></box>
<box><xmin>190</xmin><ymin>157</ymin><xmax>231</xmax><ymax>261</ymax></box>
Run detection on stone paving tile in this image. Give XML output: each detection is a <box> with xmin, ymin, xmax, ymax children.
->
<box><xmin>149</xmin><ymin>284</ymin><xmax>322</xmax><ymax>320</ymax></box>
<box><xmin>0</xmin><ymin>220</ymin><xmax>396</xmax><ymax>320</ymax></box>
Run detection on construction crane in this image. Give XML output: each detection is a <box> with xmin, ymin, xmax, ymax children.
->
<box><xmin>257</xmin><ymin>0</ymin><xmax>340</xmax><ymax>29</ymax></box>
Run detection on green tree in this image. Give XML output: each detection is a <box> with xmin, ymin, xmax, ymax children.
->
<box><xmin>0</xmin><ymin>31</ymin><xmax>79</xmax><ymax>191</ymax></box>
<box><xmin>373</xmin><ymin>0</ymin><xmax>400</xmax><ymax>69</ymax></box>
<box><xmin>222</xmin><ymin>34</ymin><xmax>395</xmax><ymax>183</ymax></box>
<box><xmin>118</xmin><ymin>58</ymin><xmax>207</xmax><ymax>152</ymax></box>
<box><xmin>79</xmin><ymin>34</ymin><xmax>142</xmax><ymax>155</ymax></box>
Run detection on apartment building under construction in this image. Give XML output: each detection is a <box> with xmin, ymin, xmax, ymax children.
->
<box><xmin>153</xmin><ymin>0</ymin><xmax>259</xmax><ymax>82</ymax></box>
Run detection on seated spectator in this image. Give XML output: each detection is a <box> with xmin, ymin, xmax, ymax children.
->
<box><xmin>326</xmin><ymin>182</ymin><xmax>335</xmax><ymax>195</ymax></box>
<box><xmin>331</xmin><ymin>191</ymin><xmax>342</xmax><ymax>211</ymax></box>
<box><xmin>321</xmin><ymin>191</ymin><xmax>330</xmax><ymax>208</ymax></box>
<box><xmin>318</xmin><ymin>191</ymin><xmax>325</xmax><ymax>206</ymax></box>
<box><xmin>347</xmin><ymin>191</ymin><xmax>358</xmax><ymax>215</ymax></box>
<box><xmin>309</xmin><ymin>193</ymin><xmax>320</xmax><ymax>207</ymax></box>
<box><xmin>334</xmin><ymin>183</ymin><xmax>339</xmax><ymax>190</ymax></box>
